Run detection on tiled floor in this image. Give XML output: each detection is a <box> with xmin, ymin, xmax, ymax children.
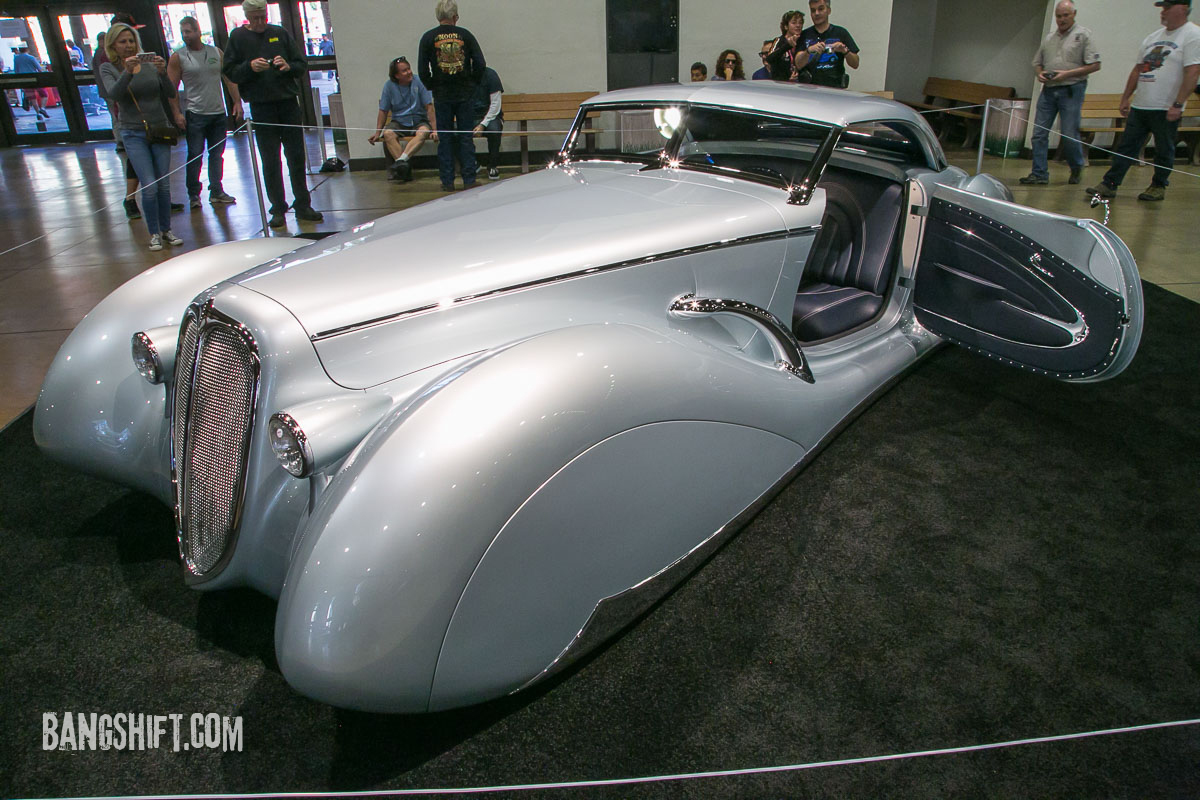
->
<box><xmin>1</xmin><ymin>136</ymin><xmax>1197</xmax><ymax>429</ymax></box>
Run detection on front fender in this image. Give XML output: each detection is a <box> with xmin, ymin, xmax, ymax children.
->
<box><xmin>275</xmin><ymin>322</ymin><xmax>810</xmax><ymax>712</ymax></box>
<box><xmin>34</xmin><ymin>238</ymin><xmax>309</xmax><ymax>501</ymax></box>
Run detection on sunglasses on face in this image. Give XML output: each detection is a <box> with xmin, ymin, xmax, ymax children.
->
<box><xmin>724</xmin><ymin>58</ymin><xmax>736</xmax><ymax>63</ymax></box>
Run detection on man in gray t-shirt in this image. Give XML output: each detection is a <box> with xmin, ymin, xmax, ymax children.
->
<box><xmin>168</xmin><ymin>16</ymin><xmax>244</xmax><ymax>207</ymax></box>
<box><xmin>1020</xmin><ymin>0</ymin><xmax>1101</xmax><ymax>186</ymax></box>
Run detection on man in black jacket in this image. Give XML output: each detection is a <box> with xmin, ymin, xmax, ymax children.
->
<box><xmin>223</xmin><ymin>0</ymin><xmax>322</xmax><ymax>227</ymax></box>
<box><xmin>418</xmin><ymin>0</ymin><xmax>486</xmax><ymax>190</ymax></box>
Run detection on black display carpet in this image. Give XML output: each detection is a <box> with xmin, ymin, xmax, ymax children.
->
<box><xmin>2</xmin><ymin>283</ymin><xmax>1198</xmax><ymax>800</ymax></box>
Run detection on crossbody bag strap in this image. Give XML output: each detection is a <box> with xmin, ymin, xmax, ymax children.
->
<box><xmin>126</xmin><ymin>83</ymin><xmax>152</xmax><ymax>135</ymax></box>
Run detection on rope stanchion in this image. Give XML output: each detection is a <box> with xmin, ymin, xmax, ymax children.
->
<box><xmin>977</xmin><ymin>99</ymin><xmax>992</xmax><ymax>175</ymax></box>
<box><xmin>244</xmin><ymin>119</ymin><xmax>271</xmax><ymax>236</ymax></box>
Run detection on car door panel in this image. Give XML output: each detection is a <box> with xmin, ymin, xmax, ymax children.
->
<box><xmin>914</xmin><ymin>186</ymin><xmax>1140</xmax><ymax>382</ymax></box>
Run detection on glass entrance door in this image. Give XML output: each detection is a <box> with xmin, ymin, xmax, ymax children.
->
<box><xmin>0</xmin><ymin>13</ymin><xmax>69</xmax><ymax>141</ymax></box>
<box><xmin>0</xmin><ymin>9</ymin><xmax>117</xmax><ymax>145</ymax></box>
<box><xmin>56</xmin><ymin>13</ymin><xmax>114</xmax><ymax>137</ymax></box>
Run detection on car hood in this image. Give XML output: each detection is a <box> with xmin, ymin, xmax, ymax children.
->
<box><xmin>235</xmin><ymin>164</ymin><xmax>789</xmax><ymax>339</ymax></box>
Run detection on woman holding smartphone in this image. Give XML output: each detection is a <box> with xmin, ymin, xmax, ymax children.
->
<box><xmin>98</xmin><ymin>21</ymin><xmax>182</xmax><ymax>251</ymax></box>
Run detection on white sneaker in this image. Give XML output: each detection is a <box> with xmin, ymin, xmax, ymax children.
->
<box><xmin>161</xmin><ymin>230</ymin><xmax>184</xmax><ymax>247</ymax></box>
<box><xmin>488</xmin><ymin>168</ymin><xmax>500</xmax><ymax>180</ymax></box>
<box><xmin>148</xmin><ymin>234</ymin><xmax>163</xmax><ymax>251</ymax></box>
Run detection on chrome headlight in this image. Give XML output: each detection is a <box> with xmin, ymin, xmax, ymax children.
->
<box><xmin>268</xmin><ymin>395</ymin><xmax>393</xmax><ymax>478</ymax></box>
<box><xmin>131</xmin><ymin>325</ymin><xmax>178</xmax><ymax>385</ymax></box>
<box><xmin>131</xmin><ymin>331</ymin><xmax>164</xmax><ymax>384</ymax></box>
<box><xmin>269</xmin><ymin>413</ymin><xmax>314</xmax><ymax>478</ymax></box>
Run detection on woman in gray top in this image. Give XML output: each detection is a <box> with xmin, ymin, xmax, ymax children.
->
<box><xmin>99</xmin><ymin>22</ymin><xmax>182</xmax><ymax>252</ymax></box>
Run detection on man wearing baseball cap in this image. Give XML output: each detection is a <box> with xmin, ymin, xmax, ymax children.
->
<box><xmin>1087</xmin><ymin>0</ymin><xmax>1199</xmax><ymax>202</ymax></box>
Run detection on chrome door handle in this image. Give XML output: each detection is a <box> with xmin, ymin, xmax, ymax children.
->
<box><xmin>669</xmin><ymin>294</ymin><xmax>814</xmax><ymax>383</ymax></box>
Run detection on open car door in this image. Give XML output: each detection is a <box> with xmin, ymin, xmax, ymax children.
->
<box><xmin>914</xmin><ymin>185</ymin><xmax>1142</xmax><ymax>383</ymax></box>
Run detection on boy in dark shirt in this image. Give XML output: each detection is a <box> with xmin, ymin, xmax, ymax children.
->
<box><xmin>796</xmin><ymin>0</ymin><xmax>860</xmax><ymax>88</ymax></box>
<box><xmin>417</xmin><ymin>0</ymin><xmax>486</xmax><ymax>190</ymax></box>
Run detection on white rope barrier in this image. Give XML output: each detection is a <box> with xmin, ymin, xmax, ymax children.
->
<box><xmin>0</xmin><ymin>121</ymin><xmax>251</xmax><ymax>258</ymax></box>
<box><xmin>2</xmin><ymin>104</ymin><xmax>1197</xmax><ymax>260</ymax></box>
<box><xmin>35</xmin><ymin>717</ymin><xmax>1200</xmax><ymax>800</ymax></box>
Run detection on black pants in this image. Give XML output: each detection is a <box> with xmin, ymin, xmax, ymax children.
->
<box><xmin>249</xmin><ymin>99</ymin><xmax>311</xmax><ymax>214</ymax></box>
<box><xmin>479</xmin><ymin>117</ymin><xmax>502</xmax><ymax>170</ymax></box>
<box><xmin>1101</xmin><ymin>107</ymin><xmax>1180</xmax><ymax>189</ymax></box>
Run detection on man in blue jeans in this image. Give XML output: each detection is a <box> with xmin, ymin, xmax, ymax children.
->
<box><xmin>168</xmin><ymin>16</ymin><xmax>243</xmax><ymax>208</ymax></box>
<box><xmin>1087</xmin><ymin>0</ymin><xmax>1200</xmax><ymax>202</ymax></box>
<box><xmin>418</xmin><ymin>0</ymin><xmax>485</xmax><ymax>191</ymax></box>
<box><xmin>1021</xmin><ymin>1</ymin><xmax>1101</xmax><ymax>186</ymax></box>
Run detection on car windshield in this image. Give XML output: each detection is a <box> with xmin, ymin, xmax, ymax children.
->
<box><xmin>561</xmin><ymin>103</ymin><xmax>836</xmax><ymax>191</ymax></box>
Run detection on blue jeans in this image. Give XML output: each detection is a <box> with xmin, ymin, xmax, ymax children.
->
<box><xmin>122</xmin><ymin>128</ymin><xmax>173</xmax><ymax>235</ymax></box>
<box><xmin>1101</xmin><ymin>107</ymin><xmax>1180</xmax><ymax>189</ymax></box>
<box><xmin>435</xmin><ymin>97</ymin><xmax>477</xmax><ymax>187</ymax></box>
<box><xmin>1030</xmin><ymin>82</ymin><xmax>1086</xmax><ymax>178</ymax></box>
<box><xmin>185</xmin><ymin>111</ymin><xmax>227</xmax><ymax>199</ymax></box>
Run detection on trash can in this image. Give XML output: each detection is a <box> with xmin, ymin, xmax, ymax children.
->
<box><xmin>983</xmin><ymin>99</ymin><xmax>1029</xmax><ymax>158</ymax></box>
<box><xmin>328</xmin><ymin>92</ymin><xmax>347</xmax><ymax>146</ymax></box>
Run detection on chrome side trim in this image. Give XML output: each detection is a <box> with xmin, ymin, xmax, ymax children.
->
<box><xmin>914</xmin><ymin>305</ymin><xmax>1093</xmax><ymax>352</ymax></box>
<box><xmin>668</xmin><ymin>293</ymin><xmax>814</xmax><ymax>383</ymax></box>
<box><xmin>311</xmin><ymin>227</ymin><xmax>820</xmax><ymax>341</ymax></box>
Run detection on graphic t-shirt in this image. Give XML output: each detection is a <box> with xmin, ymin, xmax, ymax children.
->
<box><xmin>1132</xmin><ymin>21</ymin><xmax>1200</xmax><ymax>110</ymax></box>
<box><xmin>800</xmin><ymin>24</ymin><xmax>859</xmax><ymax>88</ymax></box>
<box><xmin>417</xmin><ymin>24</ymin><xmax>485</xmax><ymax>102</ymax></box>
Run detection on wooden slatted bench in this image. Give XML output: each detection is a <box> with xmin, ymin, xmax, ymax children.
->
<box><xmin>904</xmin><ymin>77</ymin><xmax>1017</xmax><ymax>146</ymax></box>
<box><xmin>1079</xmin><ymin>92</ymin><xmax>1200</xmax><ymax>164</ymax></box>
<box><xmin>478</xmin><ymin>91</ymin><xmax>599</xmax><ymax>173</ymax></box>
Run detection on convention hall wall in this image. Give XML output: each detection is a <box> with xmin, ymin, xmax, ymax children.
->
<box><xmin>328</xmin><ymin>0</ymin><xmax>894</xmax><ymax>166</ymax></box>
<box><xmin>888</xmin><ymin>0</ymin><xmax>1174</xmax><ymax>104</ymax></box>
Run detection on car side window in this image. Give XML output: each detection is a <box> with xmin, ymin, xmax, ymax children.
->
<box><xmin>837</xmin><ymin>121</ymin><xmax>932</xmax><ymax>170</ymax></box>
<box><xmin>563</xmin><ymin>104</ymin><xmax>835</xmax><ymax>191</ymax></box>
<box><xmin>673</xmin><ymin>107</ymin><xmax>831</xmax><ymax>188</ymax></box>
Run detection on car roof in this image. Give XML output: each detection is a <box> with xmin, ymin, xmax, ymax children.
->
<box><xmin>583</xmin><ymin>81</ymin><xmax>931</xmax><ymax>130</ymax></box>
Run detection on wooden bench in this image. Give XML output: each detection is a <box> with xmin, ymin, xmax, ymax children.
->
<box><xmin>1079</xmin><ymin>92</ymin><xmax>1200</xmax><ymax>165</ymax></box>
<box><xmin>476</xmin><ymin>91</ymin><xmax>599</xmax><ymax>173</ymax></box>
<box><xmin>904</xmin><ymin>77</ymin><xmax>1017</xmax><ymax>147</ymax></box>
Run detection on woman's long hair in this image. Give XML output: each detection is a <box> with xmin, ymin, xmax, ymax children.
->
<box><xmin>714</xmin><ymin>49</ymin><xmax>744</xmax><ymax>81</ymax></box>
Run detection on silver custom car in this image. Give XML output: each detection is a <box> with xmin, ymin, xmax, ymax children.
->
<box><xmin>34</xmin><ymin>82</ymin><xmax>1143</xmax><ymax>713</ymax></box>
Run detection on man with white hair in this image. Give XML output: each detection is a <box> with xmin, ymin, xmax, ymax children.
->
<box><xmin>418</xmin><ymin>0</ymin><xmax>486</xmax><ymax>191</ymax></box>
<box><xmin>1020</xmin><ymin>0</ymin><xmax>1101</xmax><ymax>186</ymax></box>
<box><xmin>223</xmin><ymin>0</ymin><xmax>323</xmax><ymax>228</ymax></box>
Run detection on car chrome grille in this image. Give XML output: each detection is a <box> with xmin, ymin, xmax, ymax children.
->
<box><xmin>171</xmin><ymin>303</ymin><xmax>260</xmax><ymax>579</ymax></box>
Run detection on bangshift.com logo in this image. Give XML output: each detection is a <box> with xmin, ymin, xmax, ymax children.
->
<box><xmin>42</xmin><ymin>712</ymin><xmax>243</xmax><ymax>752</ymax></box>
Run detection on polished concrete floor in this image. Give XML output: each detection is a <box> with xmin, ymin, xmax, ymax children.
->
<box><xmin>1</xmin><ymin>134</ymin><xmax>1197</xmax><ymax>428</ymax></box>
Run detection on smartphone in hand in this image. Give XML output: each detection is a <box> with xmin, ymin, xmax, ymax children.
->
<box><xmin>136</xmin><ymin>52</ymin><xmax>155</xmax><ymax>63</ymax></box>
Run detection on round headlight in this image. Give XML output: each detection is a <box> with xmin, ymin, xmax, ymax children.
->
<box><xmin>268</xmin><ymin>413</ymin><xmax>314</xmax><ymax>478</ymax></box>
<box><xmin>131</xmin><ymin>332</ymin><xmax>163</xmax><ymax>385</ymax></box>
